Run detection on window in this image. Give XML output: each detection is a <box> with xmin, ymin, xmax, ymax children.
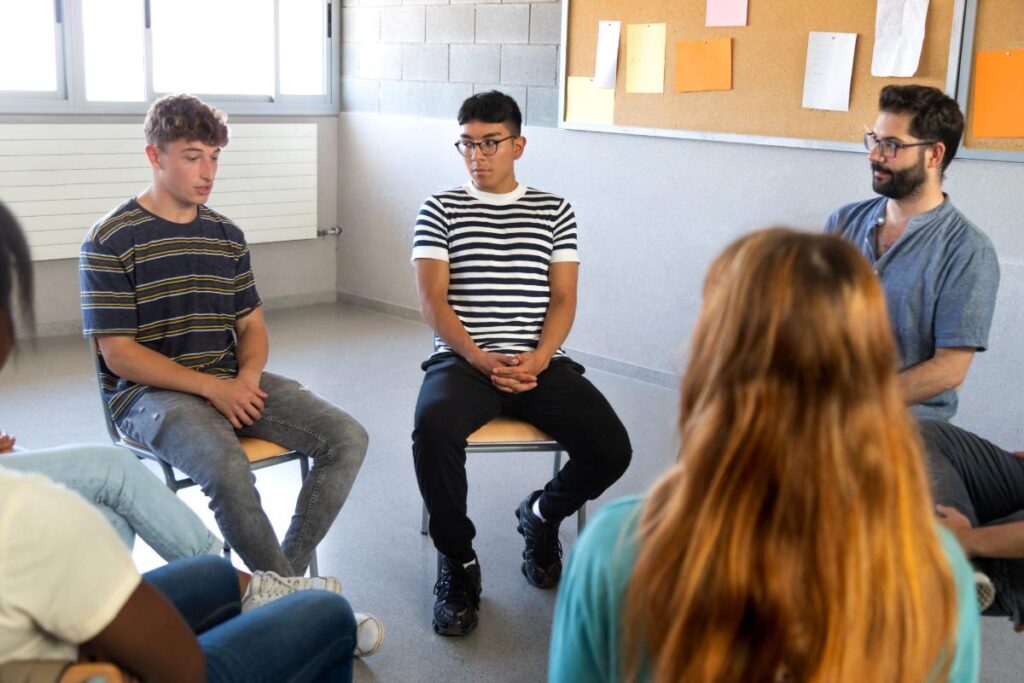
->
<box><xmin>0</xmin><ymin>1</ymin><xmax>62</xmax><ymax>95</ymax></box>
<box><xmin>0</xmin><ymin>0</ymin><xmax>337</xmax><ymax>115</ymax></box>
<box><xmin>280</xmin><ymin>0</ymin><xmax>326</xmax><ymax>96</ymax></box>
<box><xmin>82</xmin><ymin>0</ymin><xmax>146</xmax><ymax>102</ymax></box>
<box><xmin>151</xmin><ymin>0</ymin><xmax>275</xmax><ymax>97</ymax></box>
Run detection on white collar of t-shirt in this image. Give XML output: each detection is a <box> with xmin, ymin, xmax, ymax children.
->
<box><xmin>462</xmin><ymin>181</ymin><xmax>527</xmax><ymax>205</ymax></box>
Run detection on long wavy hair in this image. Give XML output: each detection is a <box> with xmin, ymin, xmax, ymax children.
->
<box><xmin>624</xmin><ymin>228</ymin><xmax>957</xmax><ymax>682</ymax></box>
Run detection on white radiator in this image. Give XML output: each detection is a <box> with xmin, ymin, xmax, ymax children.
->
<box><xmin>0</xmin><ymin>123</ymin><xmax>318</xmax><ymax>261</ymax></box>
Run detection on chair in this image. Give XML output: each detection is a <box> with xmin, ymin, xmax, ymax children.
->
<box><xmin>0</xmin><ymin>661</ymin><xmax>127</xmax><ymax>683</ymax></box>
<box><xmin>89</xmin><ymin>339</ymin><xmax>319</xmax><ymax>577</ymax></box>
<box><xmin>419</xmin><ymin>415</ymin><xmax>587</xmax><ymax>537</ymax></box>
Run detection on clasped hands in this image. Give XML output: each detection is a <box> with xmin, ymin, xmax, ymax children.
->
<box><xmin>202</xmin><ymin>370</ymin><xmax>268</xmax><ymax>429</ymax></box>
<box><xmin>471</xmin><ymin>350</ymin><xmax>550</xmax><ymax>394</ymax></box>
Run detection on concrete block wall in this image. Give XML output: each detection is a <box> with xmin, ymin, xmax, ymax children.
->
<box><xmin>340</xmin><ymin>0</ymin><xmax>561</xmax><ymax>127</ymax></box>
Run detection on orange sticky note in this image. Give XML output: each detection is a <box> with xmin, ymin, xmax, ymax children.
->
<box><xmin>972</xmin><ymin>49</ymin><xmax>1024</xmax><ymax>138</ymax></box>
<box><xmin>675</xmin><ymin>38</ymin><xmax>732</xmax><ymax>93</ymax></box>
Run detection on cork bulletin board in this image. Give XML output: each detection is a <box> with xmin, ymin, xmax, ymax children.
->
<box><xmin>559</xmin><ymin>0</ymin><xmax>965</xmax><ymax>151</ymax></box>
<box><xmin>957</xmin><ymin>0</ymin><xmax>1024</xmax><ymax>159</ymax></box>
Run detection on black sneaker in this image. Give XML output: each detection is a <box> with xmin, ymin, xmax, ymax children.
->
<box><xmin>515</xmin><ymin>490</ymin><xmax>563</xmax><ymax>589</ymax></box>
<box><xmin>432</xmin><ymin>554</ymin><xmax>482</xmax><ymax>636</ymax></box>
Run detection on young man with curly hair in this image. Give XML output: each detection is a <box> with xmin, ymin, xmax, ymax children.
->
<box><xmin>79</xmin><ymin>96</ymin><xmax>381</xmax><ymax>650</ymax></box>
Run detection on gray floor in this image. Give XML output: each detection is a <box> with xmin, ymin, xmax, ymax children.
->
<box><xmin>0</xmin><ymin>303</ymin><xmax>1019</xmax><ymax>682</ymax></box>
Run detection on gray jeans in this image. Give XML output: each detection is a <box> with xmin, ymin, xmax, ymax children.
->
<box><xmin>920</xmin><ymin>419</ymin><xmax>1024</xmax><ymax>627</ymax></box>
<box><xmin>117</xmin><ymin>371</ymin><xmax>368</xmax><ymax>576</ymax></box>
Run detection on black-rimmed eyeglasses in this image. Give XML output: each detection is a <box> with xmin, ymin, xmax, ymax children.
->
<box><xmin>454</xmin><ymin>136</ymin><xmax>518</xmax><ymax>157</ymax></box>
<box><xmin>863</xmin><ymin>131</ymin><xmax>937</xmax><ymax>159</ymax></box>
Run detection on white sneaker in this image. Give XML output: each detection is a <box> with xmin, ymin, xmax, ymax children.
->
<box><xmin>975</xmin><ymin>571</ymin><xmax>996</xmax><ymax>612</ymax></box>
<box><xmin>354</xmin><ymin>612</ymin><xmax>384</xmax><ymax>658</ymax></box>
<box><xmin>241</xmin><ymin>571</ymin><xmax>343</xmax><ymax>612</ymax></box>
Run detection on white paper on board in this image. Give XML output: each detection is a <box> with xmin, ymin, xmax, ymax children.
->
<box><xmin>594</xmin><ymin>21</ymin><xmax>621</xmax><ymax>89</ymax></box>
<box><xmin>802</xmin><ymin>32</ymin><xmax>858</xmax><ymax>112</ymax></box>
<box><xmin>871</xmin><ymin>0</ymin><xmax>930</xmax><ymax>77</ymax></box>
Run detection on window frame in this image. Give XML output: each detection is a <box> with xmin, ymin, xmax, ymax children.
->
<box><xmin>0</xmin><ymin>0</ymin><xmax>339</xmax><ymax>116</ymax></box>
<box><xmin>0</xmin><ymin>0</ymin><xmax>69</xmax><ymax>103</ymax></box>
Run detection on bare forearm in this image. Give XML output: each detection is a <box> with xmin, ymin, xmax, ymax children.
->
<box><xmin>421</xmin><ymin>299</ymin><xmax>482</xmax><ymax>363</ymax></box>
<box><xmin>99</xmin><ymin>339</ymin><xmax>214</xmax><ymax>398</ymax></box>
<box><xmin>84</xmin><ymin>580</ymin><xmax>205</xmax><ymax>683</ymax></box>
<box><xmin>236</xmin><ymin>323</ymin><xmax>268</xmax><ymax>377</ymax></box>
<box><xmin>956</xmin><ymin>521</ymin><xmax>1024</xmax><ymax>559</ymax></box>
<box><xmin>535</xmin><ymin>294</ymin><xmax>576</xmax><ymax>363</ymax></box>
<box><xmin>899</xmin><ymin>349</ymin><xmax>972</xmax><ymax>405</ymax></box>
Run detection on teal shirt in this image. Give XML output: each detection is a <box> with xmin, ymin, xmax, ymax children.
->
<box><xmin>549</xmin><ymin>496</ymin><xmax>980</xmax><ymax>683</ymax></box>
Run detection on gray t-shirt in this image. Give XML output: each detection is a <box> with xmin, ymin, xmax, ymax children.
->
<box><xmin>825</xmin><ymin>195</ymin><xmax>999</xmax><ymax>421</ymax></box>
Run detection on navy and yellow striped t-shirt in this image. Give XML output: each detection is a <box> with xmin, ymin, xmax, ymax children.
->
<box><xmin>80</xmin><ymin>198</ymin><xmax>262</xmax><ymax>419</ymax></box>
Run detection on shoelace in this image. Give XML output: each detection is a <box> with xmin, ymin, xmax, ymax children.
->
<box><xmin>433</xmin><ymin>564</ymin><xmax>479</xmax><ymax>608</ymax></box>
<box><xmin>253</xmin><ymin>572</ymin><xmax>297</xmax><ymax>599</ymax></box>
<box><xmin>528</xmin><ymin>522</ymin><xmax>563</xmax><ymax>566</ymax></box>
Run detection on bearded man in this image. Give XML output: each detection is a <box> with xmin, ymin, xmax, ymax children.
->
<box><xmin>825</xmin><ymin>85</ymin><xmax>999</xmax><ymax>421</ymax></box>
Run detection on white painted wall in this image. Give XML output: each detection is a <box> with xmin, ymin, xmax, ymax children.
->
<box><xmin>336</xmin><ymin>112</ymin><xmax>1024</xmax><ymax>446</ymax></box>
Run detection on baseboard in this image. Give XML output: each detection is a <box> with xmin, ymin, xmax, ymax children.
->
<box><xmin>336</xmin><ymin>292</ymin><xmax>681</xmax><ymax>389</ymax></box>
<box><xmin>261</xmin><ymin>291</ymin><xmax>338</xmax><ymax>311</ymax></box>
<box><xmin>561</xmin><ymin>348</ymin><xmax>678</xmax><ymax>389</ymax></box>
<box><xmin>337</xmin><ymin>292</ymin><xmax>425</xmax><ymax>324</ymax></box>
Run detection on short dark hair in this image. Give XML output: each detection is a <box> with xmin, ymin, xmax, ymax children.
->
<box><xmin>144</xmin><ymin>93</ymin><xmax>230</xmax><ymax>149</ymax></box>
<box><xmin>0</xmin><ymin>201</ymin><xmax>34</xmax><ymax>345</ymax></box>
<box><xmin>457</xmin><ymin>91</ymin><xmax>522</xmax><ymax>136</ymax></box>
<box><xmin>878</xmin><ymin>85</ymin><xmax>964</xmax><ymax>174</ymax></box>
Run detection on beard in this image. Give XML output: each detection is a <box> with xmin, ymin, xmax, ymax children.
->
<box><xmin>871</xmin><ymin>152</ymin><xmax>927</xmax><ymax>200</ymax></box>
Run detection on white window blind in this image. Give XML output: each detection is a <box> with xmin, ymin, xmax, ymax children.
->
<box><xmin>0</xmin><ymin>123</ymin><xmax>317</xmax><ymax>261</ymax></box>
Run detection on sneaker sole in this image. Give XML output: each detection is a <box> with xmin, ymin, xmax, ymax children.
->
<box><xmin>975</xmin><ymin>572</ymin><xmax>996</xmax><ymax>612</ymax></box>
<box><xmin>354</xmin><ymin>615</ymin><xmax>385</xmax><ymax>658</ymax></box>
<box><xmin>433</xmin><ymin>615</ymin><xmax>478</xmax><ymax>636</ymax></box>
<box><xmin>520</xmin><ymin>560</ymin><xmax>558</xmax><ymax>589</ymax></box>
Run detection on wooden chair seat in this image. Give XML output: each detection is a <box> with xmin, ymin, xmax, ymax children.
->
<box><xmin>420</xmin><ymin>416</ymin><xmax>586</xmax><ymax>536</ymax></box>
<box><xmin>0</xmin><ymin>660</ymin><xmax>127</xmax><ymax>683</ymax></box>
<box><xmin>88</xmin><ymin>338</ymin><xmax>319</xmax><ymax>576</ymax></box>
<box><xmin>239</xmin><ymin>437</ymin><xmax>294</xmax><ymax>463</ymax></box>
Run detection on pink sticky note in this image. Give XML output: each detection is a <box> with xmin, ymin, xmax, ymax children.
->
<box><xmin>706</xmin><ymin>0</ymin><xmax>748</xmax><ymax>27</ymax></box>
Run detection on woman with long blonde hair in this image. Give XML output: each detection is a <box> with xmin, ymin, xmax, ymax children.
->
<box><xmin>549</xmin><ymin>228</ymin><xmax>979</xmax><ymax>682</ymax></box>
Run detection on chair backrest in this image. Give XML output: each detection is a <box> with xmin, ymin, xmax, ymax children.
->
<box><xmin>86</xmin><ymin>337</ymin><xmax>176</xmax><ymax>491</ymax></box>
<box><xmin>88</xmin><ymin>337</ymin><xmax>125</xmax><ymax>446</ymax></box>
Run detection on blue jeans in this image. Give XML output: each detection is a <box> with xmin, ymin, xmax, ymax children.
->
<box><xmin>146</xmin><ymin>556</ymin><xmax>355</xmax><ymax>682</ymax></box>
<box><xmin>117</xmin><ymin>372</ymin><xmax>369</xmax><ymax>575</ymax></box>
<box><xmin>2</xmin><ymin>444</ymin><xmax>222</xmax><ymax>559</ymax></box>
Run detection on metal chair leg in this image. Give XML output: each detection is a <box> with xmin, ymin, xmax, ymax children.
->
<box><xmin>552</xmin><ymin>450</ymin><xmax>587</xmax><ymax>533</ymax></box>
<box><xmin>421</xmin><ymin>502</ymin><xmax>430</xmax><ymax>535</ymax></box>
<box><xmin>158</xmin><ymin>460</ymin><xmax>179</xmax><ymax>491</ymax></box>
<box><xmin>308</xmin><ymin>551</ymin><xmax>319</xmax><ymax>577</ymax></box>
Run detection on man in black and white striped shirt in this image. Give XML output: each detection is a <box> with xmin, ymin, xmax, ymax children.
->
<box><xmin>412</xmin><ymin>91</ymin><xmax>632</xmax><ymax>636</ymax></box>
